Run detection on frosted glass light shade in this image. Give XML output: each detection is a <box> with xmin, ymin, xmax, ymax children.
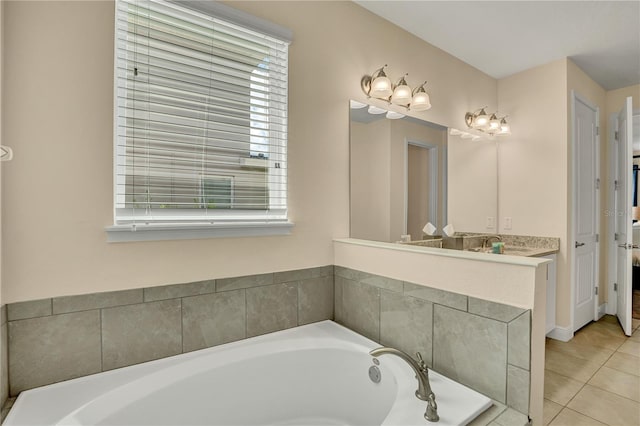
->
<box><xmin>474</xmin><ymin>114</ymin><xmax>489</xmax><ymax>129</ymax></box>
<box><xmin>488</xmin><ymin>114</ymin><xmax>501</xmax><ymax>131</ymax></box>
<box><xmin>498</xmin><ymin>123</ymin><xmax>511</xmax><ymax>135</ymax></box>
<box><xmin>411</xmin><ymin>91</ymin><xmax>431</xmax><ymax>111</ymax></box>
<box><xmin>368</xmin><ymin>105</ymin><xmax>387</xmax><ymax>115</ymax></box>
<box><xmin>391</xmin><ymin>83</ymin><xmax>412</xmax><ymax>105</ymax></box>
<box><xmin>370</xmin><ymin>75</ymin><xmax>393</xmax><ymax>98</ymax></box>
<box><xmin>349</xmin><ymin>100</ymin><xmax>367</xmax><ymax>109</ymax></box>
<box><xmin>386</xmin><ymin>110</ymin><xmax>405</xmax><ymax>119</ymax></box>
<box><xmin>497</xmin><ymin>117</ymin><xmax>511</xmax><ymax>135</ymax></box>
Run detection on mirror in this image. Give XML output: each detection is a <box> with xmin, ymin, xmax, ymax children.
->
<box><xmin>349</xmin><ymin>101</ymin><xmax>498</xmax><ymax>243</ymax></box>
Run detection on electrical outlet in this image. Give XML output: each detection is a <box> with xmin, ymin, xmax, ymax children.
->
<box><xmin>504</xmin><ymin>217</ymin><xmax>512</xmax><ymax>230</ymax></box>
<box><xmin>486</xmin><ymin>216</ymin><xmax>495</xmax><ymax>229</ymax></box>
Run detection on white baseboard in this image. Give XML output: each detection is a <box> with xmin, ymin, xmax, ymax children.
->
<box><xmin>546</xmin><ymin>326</ymin><xmax>573</xmax><ymax>342</ymax></box>
<box><xmin>598</xmin><ymin>303</ymin><xmax>607</xmax><ymax>319</ymax></box>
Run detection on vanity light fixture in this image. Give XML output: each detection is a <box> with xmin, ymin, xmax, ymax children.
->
<box><xmin>465</xmin><ymin>107</ymin><xmax>511</xmax><ymax>136</ymax></box>
<box><xmin>361</xmin><ymin>65</ymin><xmax>432</xmax><ymax>111</ymax></box>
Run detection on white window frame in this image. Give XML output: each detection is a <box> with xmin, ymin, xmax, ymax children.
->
<box><xmin>107</xmin><ymin>0</ymin><xmax>293</xmax><ymax>242</ymax></box>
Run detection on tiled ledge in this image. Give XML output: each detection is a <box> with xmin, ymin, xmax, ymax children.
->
<box><xmin>334</xmin><ymin>265</ymin><xmax>531</xmax><ymax>416</ymax></box>
<box><xmin>5</xmin><ymin>266</ymin><xmax>334</xmax><ymax>395</ymax></box>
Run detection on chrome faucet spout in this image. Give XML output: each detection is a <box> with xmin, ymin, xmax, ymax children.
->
<box><xmin>369</xmin><ymin>347</ymin><xmax>439</xmax><ymax>422</ymax></box>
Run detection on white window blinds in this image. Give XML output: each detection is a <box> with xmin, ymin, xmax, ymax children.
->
<box><xmin>114</xmin><ymin>0</ymin><xmax>289</xmax><ymax>226</ymax></box>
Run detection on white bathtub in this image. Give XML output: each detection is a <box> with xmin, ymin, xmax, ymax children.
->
<box><xmin>5</xmin><ymin>321</ymin><xmax>491</xmax><ymax>426</ymax></box>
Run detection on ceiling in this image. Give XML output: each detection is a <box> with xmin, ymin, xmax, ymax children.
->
<box><xmin>354</xmin><ymin>1</ymin><xmax>640</xmax><ymax>91</ymax></box>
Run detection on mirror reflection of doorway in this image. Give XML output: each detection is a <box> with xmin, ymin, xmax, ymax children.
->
<box><xmin>405</xmin><ymin>141</ymin><xmax>438</xmax><ymax>241</ymax></box>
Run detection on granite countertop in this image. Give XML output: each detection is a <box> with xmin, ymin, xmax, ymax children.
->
<box><xmin>463</xmin><ymin>233</ymin><xmax>560</xmax><ymax>258</ymax></box>
<box><xmin>394</xmin><ymin>233</ymin><xmax>560</xmax><ymax>258</ymax></box>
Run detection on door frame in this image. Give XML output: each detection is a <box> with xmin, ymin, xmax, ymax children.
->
<box><xmin>570</xmin><ymin>90</ymin><xmax>601</xmax><ymax>334</ymax></box>
<box><xmin>607</xmin><ymin>107</ymin><xmax>640</xmax><ymax>316</ymax></box>
<box><xmin>403</xmin><ymin>139</ymin><xmax>440</xmax><ymax>235</ymax></box>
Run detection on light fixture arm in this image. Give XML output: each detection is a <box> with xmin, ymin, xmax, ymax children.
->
<box><xmin>412</xmin><ymin>81</ymin><xmax>428</xmax><ymax>96</ymax></box>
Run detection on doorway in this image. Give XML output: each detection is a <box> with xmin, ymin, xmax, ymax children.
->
<box><xmin>404</xmin><ymin>140</ymin><xmax>438</xmax><ymax>241</ymax></box>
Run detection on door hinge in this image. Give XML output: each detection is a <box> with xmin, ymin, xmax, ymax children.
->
<box><xmin>615</xmin><ymin>180</ymin><xmax>620</xmax><ymax>190</ymax></box>
<box><xmin>595</xmin><ymin>234</ymin><xmax>599</xmax><ymax>243</ymax></box>
<box><xmin>614</xmin><ymin>283</ymin><xmax>618</xmax><ymax>292</ymax></box>
<box><xmin>596</xmin><ymin>126</ymin><xmax>600</xmax><ymax>136</ymax></box>
<box><xmin>615</xmin><ymin>233</ymin><xmax>619</xmax><ymax>241</ymax></box>
<box><xmin>615</xmin><ymin>131</ymin><xmax>619</xmax><ymax>141</ymax></box>
<box><xmin>595</xmin><ymin>286</ymin><xmax>598</xmax><ymax>296</ymax></box>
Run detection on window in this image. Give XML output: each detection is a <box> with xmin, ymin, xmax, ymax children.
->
<box><xmin>109</xmin><ymin>0</ymin><xmax>291</xmax><ymax>241</ymax></box>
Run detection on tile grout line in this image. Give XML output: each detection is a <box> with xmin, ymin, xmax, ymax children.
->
<box><xmin>99</xmin><ymin>308</ymin><xmax>104</xmax><ymax>372</ymax></box>
<box><xmin>179</xmin><ymin>298</ymin><xmax>184</xmax><ymax>354</ymax></box>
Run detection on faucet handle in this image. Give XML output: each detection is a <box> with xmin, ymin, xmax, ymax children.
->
<box><xmin>415</xmin><ymin>352</ymin><xmax>427</xmax><ymax>370</ymax></box>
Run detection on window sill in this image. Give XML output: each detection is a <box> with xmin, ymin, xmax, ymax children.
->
<box><xmin>106</xmin><ymin>221</ymin><xmax>294</xmax><ymax>242</ymax></box>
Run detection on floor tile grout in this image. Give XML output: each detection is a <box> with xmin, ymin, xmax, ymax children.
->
<box><xmin>545</xmin><ymin>316</ymin><xmax>640</xmax><ymax>426</ymax></box>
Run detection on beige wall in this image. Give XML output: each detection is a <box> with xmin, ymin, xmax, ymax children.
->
<box><xmin>350</xmin><ymin>119</ymin><xmax>391</xmax><ymax>242</ymax></box>
<box><xmin>448</xmin><ymin>136</ymin><xmax>498</xmax><ymax>233</ymax></box>
<box><xmin>2</xmin><ymin>1</ymin><xmax>497</xmax><ymax>302</ymax></box>
<box><xmin>497</xmin><ymin>59</ymin><xmax>570</xmax><ymax>326</ymax></box>
<box><xmin>606</xmin><ymin>84</ymin><xmax>640</xmax><ymax>114</ymax></box>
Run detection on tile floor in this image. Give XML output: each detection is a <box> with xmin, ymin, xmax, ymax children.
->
<box><xmin>543</xmin><ymin>316</ymin><xmax>640</xmax><ymax>426</ymax></box>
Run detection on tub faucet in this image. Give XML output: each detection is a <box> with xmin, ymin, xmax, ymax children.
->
<box><xmin>370</xmin><ymin>347</ymin><xmax>439</xmax><ymax>422</ymax></box>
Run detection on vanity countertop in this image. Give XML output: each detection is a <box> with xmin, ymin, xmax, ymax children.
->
<box><xmin>463</xmin><ymin>233</ymin><xmax>560</xmax><ymax>258</ymax></box>
<box><xmin>466</xmin><ymin>246</ymin><xmax>558</xmax><ymax>257</ymax></box>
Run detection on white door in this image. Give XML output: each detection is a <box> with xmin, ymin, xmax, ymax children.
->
<box><xmin>573</xmin><ymin>94</ymin><xmax>599</xmax><ymax>332</ymax></box>
<box><xmin>615</xmin><ymin>96</ymin><xmax>633</xmax><ymax>336</ymax></box>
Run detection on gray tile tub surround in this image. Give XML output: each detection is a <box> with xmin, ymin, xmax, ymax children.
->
<box><xmin>102</xmin><ymin>299</ymin><xmax>183</xmax><ymax>371</ymax></box>
<box><xmin>334</xmin><ymin>266</ymin><xmax>532</xmax><ymax>416</ymax></box>
<box><xmin>5</xmin><ymin>265</ymin><xmax>335</xmax><ymax>395</ymax></box>
<box><xmin>9</xmin><ymin>310</ymin><xmax>102</xmax><ymax>395</ymax></box>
